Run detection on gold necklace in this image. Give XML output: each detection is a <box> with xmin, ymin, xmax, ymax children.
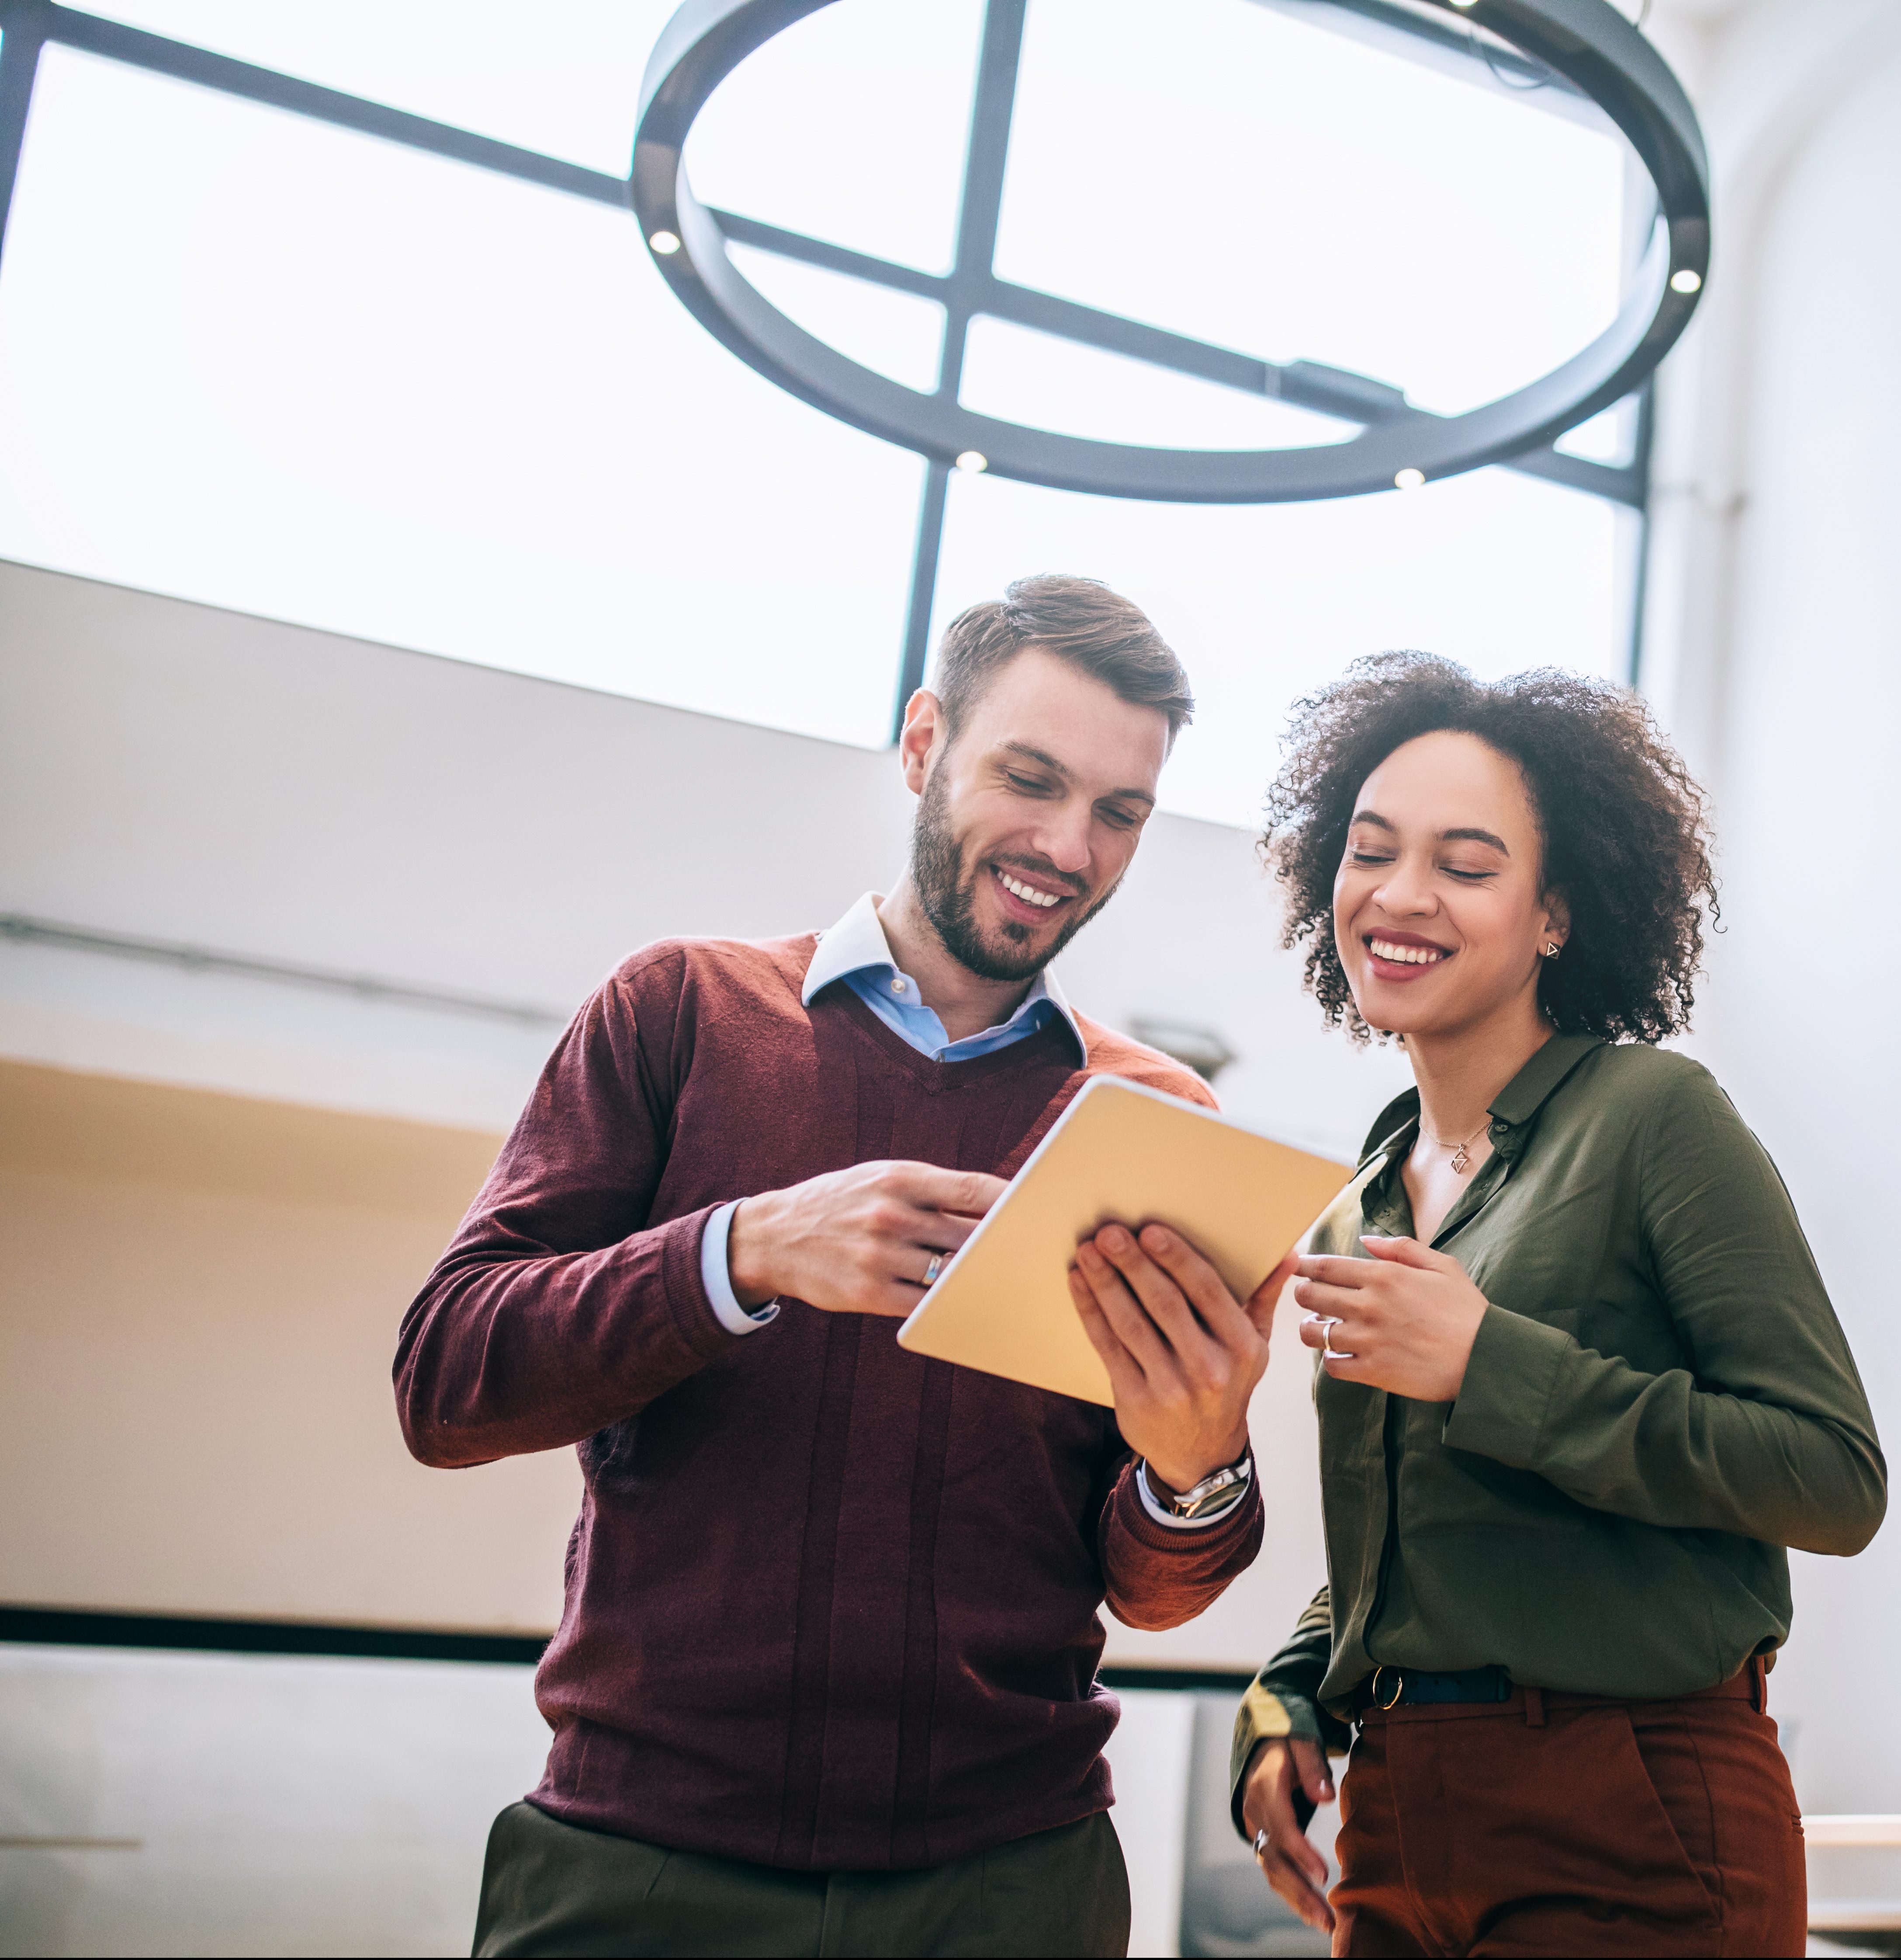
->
<box><xmin>1420</xmin><ymin>1117</ymin><xmax>1490</xmax><ymax>1176</ymax></box>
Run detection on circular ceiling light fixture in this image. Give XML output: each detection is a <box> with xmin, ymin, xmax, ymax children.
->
<box><xmin>634</xmin><ymin>0</ymin><xmax>1709</xmax><ymax>504</ymax></box>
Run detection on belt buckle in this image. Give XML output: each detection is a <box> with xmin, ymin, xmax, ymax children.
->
<box><xmin>1371</xmin><ymin>1665</ymin><xmax>1405</xmax><ymax>1711</ymax></box>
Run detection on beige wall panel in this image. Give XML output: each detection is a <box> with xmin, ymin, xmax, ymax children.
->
<box><xmin>0</xmin><ymin>1060</ymin><xmax>578</xmax><ymax>1631</ymax></box>
<box><xmin>0</xmin><ymin>1057</ymin><xmax>1321</xmax><ymax>1662</ymax></box>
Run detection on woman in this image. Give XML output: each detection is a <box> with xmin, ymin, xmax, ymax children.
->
<box><xmin>1076</xmin><ymin>654</ymin><xmax>1884</xmax><ymax>1956</ymax></box>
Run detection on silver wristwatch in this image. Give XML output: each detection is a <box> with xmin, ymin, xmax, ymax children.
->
<box><xmin>1143</xmin><ymin>1450</ymin><xmax>1254</xmax><ymax>1523</ymax></box>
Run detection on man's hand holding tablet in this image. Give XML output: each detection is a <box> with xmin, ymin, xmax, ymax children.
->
<box><xmin>1070</xmin><ymin>1225</ymin><xmax>1298</xmax><ymax>1497</ymax></box>
<box><xmin>896</xmin><ymin>1078</ymin><xmax>1351</xmax><ymax>1441</ymax></box>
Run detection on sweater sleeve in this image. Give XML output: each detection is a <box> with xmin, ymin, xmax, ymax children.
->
<box><xmin>394</xmin><ymin>958</ymin><xmax>735</xmax><ymax>1468</ymax></box>
<box><xmin>1441</xmin><ymin>1063</ymin><xmax>1886</xmax><ymax>1555</ymax></box>
<box><xmin>1097</xmin><ymin>1455</ymin><xmax>1264</xmax><ymax>1630</ymax></box>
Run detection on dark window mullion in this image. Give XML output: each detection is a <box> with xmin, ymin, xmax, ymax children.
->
<box><xmin>891</xmin><ymin>0</ymin><xmax>1028</xmax><ymax>740</ymax></box>
<box><xmin>34</xmin><ymin>3</ymin><xmax>627</xmax><ymax>205</ymax></box>
<box><xmin>893</xmin><ymin>460</ymin><xmax>952</xmax><ymax>730</ymax></box>
<box><xmin>0</xmin><ymin>9</ymin><xmax>46</xmax><ymax>276</ymax></box>
<box><xmin>1624</xmin><ymin>376</ymin><xmax>1657</xmax><ymax>686</ymax></box>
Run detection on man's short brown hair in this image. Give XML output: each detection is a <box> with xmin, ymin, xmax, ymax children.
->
<box><xmin>930</xmin><ymin>575</ymin><xmax>1193</xmax><ymax>741</ymax></box>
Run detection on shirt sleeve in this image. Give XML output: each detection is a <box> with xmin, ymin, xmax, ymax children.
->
<box><xmin>1441</xmin><ymin>1062</ymin><xmax>1886</xmax><ymax>1556</ymax></box>
<box><xmin>1227</xmin><ymin>1585</ymin><xmax>1354</xmax><ymax>1835</ymax></box>
<box><xmin>394</xmin><ymin>960</ymin><xmax>745</xmax><ymax>1468</ymax></box>
<box><xmin>699</xmin><ymin>1200</ymin><xmax>781</xmax><ymax>1337</ymax></box>
<box><xmin>1219</xmin><ymin>1184</ymin><xmax>1365</xmax><ymax>1834</ymax></box>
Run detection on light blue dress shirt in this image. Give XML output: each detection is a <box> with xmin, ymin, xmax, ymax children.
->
<box><xmin>803</xmin><ymin>889</ymin><xmax>1087</xmax><ymax>1064</ymax></box>
<box><xmin>696</xmin><ymin>894</ymin><xmax>1222</xmax><ymax>1530</ymax></box>
<box><xmin>697</xmin><ymin>892</ymin><xmax>1085</xmax><ymax>1335</ymax></box>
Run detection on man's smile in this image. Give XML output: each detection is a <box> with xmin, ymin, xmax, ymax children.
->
<box><xmin>989</xmin><ymin>862</ymin><xmax>1080</xmax><ymax>923</ymax></box>
<box><xmin>997</xmin><ymin>868</ymin><xmax>1065</xmax><ymax>909</ymax></box>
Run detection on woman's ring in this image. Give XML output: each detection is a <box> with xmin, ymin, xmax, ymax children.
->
<box><xmin>923</xmin><ymin>1253</ymin><xmax>944</xmax><ymax>1287</ymax></box>
<box><xmin>1321</xmin><ymin>1317</ymin><xmax>1356</xmax><ymax>1362</ymax></box>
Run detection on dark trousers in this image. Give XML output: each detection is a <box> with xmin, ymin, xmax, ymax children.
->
<box><xmin>1331</xmin><ymin>1662</ymin><xmax>1806</xmax><ymax>1957</ymax></box>
<box><xmin>471</xmin><ymin>1800</ymin><xmax>1131</xmax><ymax>1959</ymax></box>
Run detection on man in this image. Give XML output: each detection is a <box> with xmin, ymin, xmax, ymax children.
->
<box><xmin>396</xmin><ymin>576</ymin><xmax>1290</xmax><ymax>1958</ymax></box>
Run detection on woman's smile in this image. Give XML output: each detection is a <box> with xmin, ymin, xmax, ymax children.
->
<box><xmin>1363</xmin><ymin>929</ymin><xmax>1453</xmax><ymax>979</ymax></box>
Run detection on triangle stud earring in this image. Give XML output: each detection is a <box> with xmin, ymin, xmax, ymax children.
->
<box><xmin>1544</xmin><ymin>942</ymin><xmax>1562</xmax><ymax>958</ymax></box>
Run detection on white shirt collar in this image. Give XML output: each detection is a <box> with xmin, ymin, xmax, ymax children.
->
<box><xmin>803</xmin><ymin>892</ymin><xmax>1086</xmax><ymax>1058</ymax></box>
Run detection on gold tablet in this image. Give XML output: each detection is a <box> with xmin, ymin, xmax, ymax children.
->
<box><xmin>897</xmin><ymin>1074</ymin><xmax>1353</xmax><ymax>1405</ymax></box>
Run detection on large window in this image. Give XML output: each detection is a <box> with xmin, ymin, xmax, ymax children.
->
<box><xmin>0</xmin><ymin>0</ymin><xmax>1649</xmax><ymax>825</ymax></box>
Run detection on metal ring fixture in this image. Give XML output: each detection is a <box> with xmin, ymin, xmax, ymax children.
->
<box><xmin>633</xmin><ymin>0</ymin><xmax>1709</xmax><ymax>503</ymax></box>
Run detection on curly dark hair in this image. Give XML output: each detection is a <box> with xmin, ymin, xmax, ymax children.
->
<box><xmin>1263</xmin><ymin>652</ymin><xmax>1718</xmax><ymax>1044</ymax></box>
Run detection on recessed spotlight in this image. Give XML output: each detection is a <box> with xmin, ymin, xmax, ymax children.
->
<box><xmin>649</xmin><ymin>229</ymin><xmax>681</xmax><ymax>255</ymax></box>
<box><xmin>1395</xmin><ymin>468</ymin><xmax>1426</xmax><ymax>490</ymax></box>
<box><xmin>1669</xmin><ymin>267</ymin><xmax>1703</xmax><ymax>294</ymax></box>
<box><xmin>956</xmin><ymin>451</ymin><xmax>989</xmax><ymax>473</ymax></box>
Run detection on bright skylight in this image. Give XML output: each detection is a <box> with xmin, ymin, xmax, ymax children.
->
<box><xmin>66</xmin><ymin>0</ymin><xmax>678</xmax><ymax>173</ymax></box>
<box><xmin>687</xmin><ymin>0</ymin><xmax>987</xmax><ymax>276</ymax></box>
<box><xmin>994</xmin><ymin>0</ymin><xmax>1629</xmax><ymax>418</ymax></box>
<box><xmin>728</xmin><ymin>247</ymin><xmax>948</xmax><ymax>395</ymax></box>
<box><xmin>958</xmin><ymin>316</ymin><xmax>1358</xmax><ymax>450</ymax></box>
<box><xmin>0</xmin><ymin>47</ymin><xmax>922</xmax><ymax>749</ymax></box>
<box><xmin>0</xmin><ymin>0</ymin><xmax>1645</xmax><ymax>819</ymax></box>
<box><xmin>932</xmin><ymin>465</ymin><xmax>1633</xmax><ymax>829</ymax></box>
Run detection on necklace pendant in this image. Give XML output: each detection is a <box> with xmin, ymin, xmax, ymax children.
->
<box><xmin>1450</xmin><ymin>1145</ymin><xmax>1471</xmax><ymax>1175</ymax></box>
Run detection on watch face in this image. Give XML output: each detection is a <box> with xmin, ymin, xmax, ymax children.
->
<box><xmin>1177</xmin><ymin>1468</ymin><xmax>1239</xmax><ymax>1518</ymax></box>
<box><xmin>1168</xmin><ymin>1466</ymin><xmax>1246</xmax><ymax>1521</ymax></box>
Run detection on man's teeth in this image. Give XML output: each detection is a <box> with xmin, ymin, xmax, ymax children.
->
<box><xmin>1369</xmin><ymin>937</ymin><xmax>1447</xmax><ymax>966</ymax></box>
<box><xmin>999</xmin><ymin>870</ymin><xmax>1063</xmax><ymax>909</ymax></box>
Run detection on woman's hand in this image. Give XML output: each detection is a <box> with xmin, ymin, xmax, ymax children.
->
<box><xmin>1068</xmin><ymin>1224</ymin><xmax>1296</xmax><ymax>1494</ymax></box>
<box><xmin>1240</xmin><ymin>1738</ymin><xmax>1336</xmax><ymax>1935</ymax></box>
<box><xmin>1295</xmin><ymin>1234</ymin><xmax>1487</xmax><ymax>1402</ymax></box>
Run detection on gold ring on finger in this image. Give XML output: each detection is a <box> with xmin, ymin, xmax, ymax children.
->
<box><xmin>923</xmin><ymin>1252</ymin><xmax>944</xmax><ymax>1287</ymax></box>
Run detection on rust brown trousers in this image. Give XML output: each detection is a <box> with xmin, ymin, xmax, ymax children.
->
<box><xmin>1330</xmin><ymin>1661</ymin><xmax>1806</xmax><ymax>1957</ymax></box>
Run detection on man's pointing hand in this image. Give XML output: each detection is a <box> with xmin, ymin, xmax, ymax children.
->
<box><xmin>727</xmin><ymin>1162</ymin><xmax>1007</xmax><ymax>1317</ymax></box>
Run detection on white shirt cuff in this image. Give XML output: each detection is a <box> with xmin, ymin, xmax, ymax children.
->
<box><xmin>699</xmin><ymin>1201</ymin><xmax>779</xmax><ymax>1337</ymax></box>
<box><xmin>1137</xmin><ymin>1460</ymin><xmax>1244</xmax><ymax>1530</ymax></box>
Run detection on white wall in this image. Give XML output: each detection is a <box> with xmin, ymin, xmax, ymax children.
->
<box><xmin>0</xmin><ymin>555</ymin><xmax>1411</xmax><ymax>1671</ymax></box>
<box><xmin>0</xmin><ymin>1645</ymin><xmax>551</xmax><ymax>1960</ymax></box>
<box><xmin>0</xmin><ymin>1645</ymin><xmax>1204</xmax><ymax>1960</ymax></box>
<box><xmin>0</xmin><ymin>556</ymin><xmax>1406</xmax><ymax>1156</ymax></box>
<box><xmin>1641</xmin><ymin>0</ymin><xmax>1901</xmax><ymax>1839</ymax></box>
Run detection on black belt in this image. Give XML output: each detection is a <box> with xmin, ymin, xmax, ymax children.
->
<box><xmin>1355</xmin><ymin>1664</ymin><xmax>1512</xmax><ymax>1711</ymax></box>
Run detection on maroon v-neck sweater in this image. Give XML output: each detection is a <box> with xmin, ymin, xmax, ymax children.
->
<box><xmin>396</xmin><ymin>934</ymin><xmax>1263</xmax><ymax>1871</ymax></box>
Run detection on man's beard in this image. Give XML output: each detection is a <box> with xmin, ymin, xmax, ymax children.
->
<box><xmin>910</xmin><ymin>764</ymin><xmax>1118</xmax><ymax>983</ymax></box>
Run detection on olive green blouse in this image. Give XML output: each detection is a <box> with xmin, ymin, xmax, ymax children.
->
<box><xmin>1232</xmin><ymin>1034</ymin><xmax>1884</xmax><ymax>1794</ymax></box>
